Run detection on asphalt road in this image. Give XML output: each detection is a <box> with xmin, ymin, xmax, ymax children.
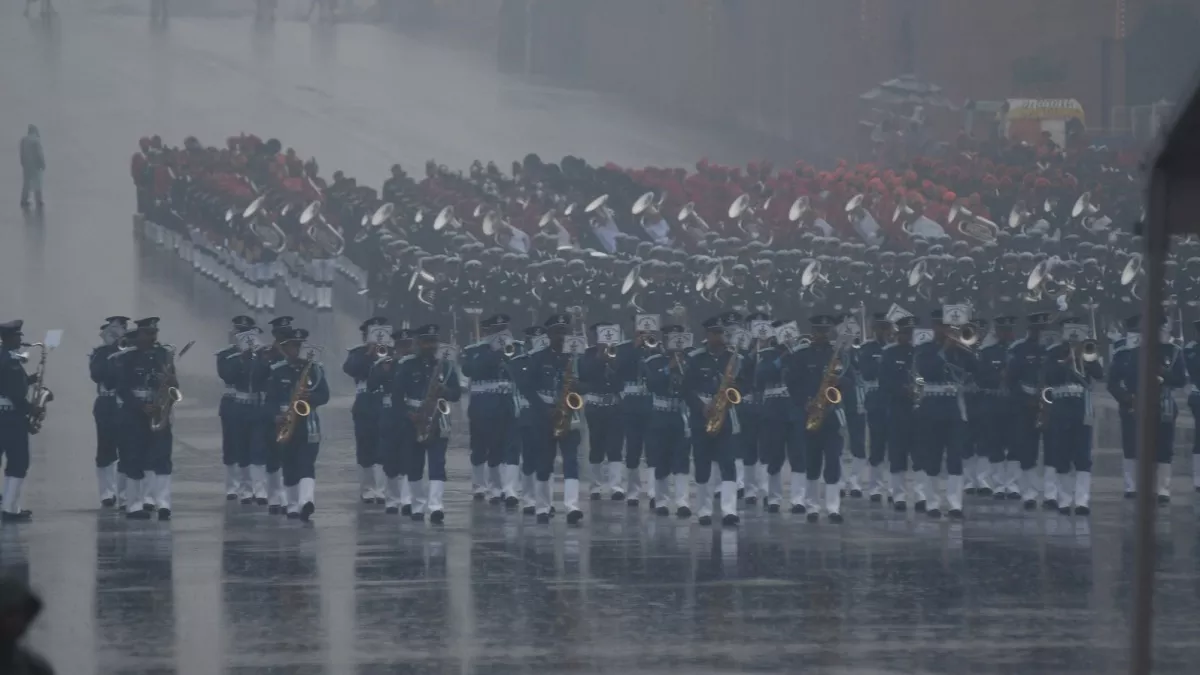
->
<box><xmin>2</xmin><ymin>7</ymin><xmax>1200</xmax><ymax>675</ymax></box>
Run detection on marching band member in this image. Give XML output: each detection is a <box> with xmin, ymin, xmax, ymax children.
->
<box><xmin>393</xmin><ymin>324</ymin><xmax>462</xmax><ymax>523</ymax></box>
<box><xmin>377</xmin><ymin>327</ymin><xmax>414</xmax><ymax>515</ymax></box>
<box><xmin>579</xmin><ymin>323</ymin><xmax>623</xmax><ymax>501</ymax></box>
<box><xmin>112</xmin><ymin>318</ymin><xmax>177</xmax><ymax>520</ymax></box>
<box><xmin>614</xmin><ymin>321</ymin><xmax>654</xmax><ymax>505</ymax></box>
<box><xmin>839</xmin><ymin>320</ymin><xmax>867</xmax><ymax>499</ymax></box>
<box><xmin>1186</xmin><ymin>321</ymin><xmax>1200</xmax><ymax>493</ymax></box>
<box><xmin>857</xmin><ymin>313</ymin><xmax>892</xmax><ymax>501</ymax></box>
<box><xmin>738</xmin><ymin>313</ymin><xmax>769</xmax><ymax>504</ymax></box>
<box><xmin>962</xmin><ymin>317</ymin><xmax>988</xmax><ymax>494</ymax></box>
<box><xmin>266</xmin><ymin>327</ymin><xmax>329</xmax><ymax>521</ymax></box>
<box><xmin>91</xmin><ymin>316</ymin><xmax>129</xmax><ymax>507</ymax></box>
<box><xmin>979</xmin><ymin>316</ymin><xmax>1019</xmax><ymax>499</ymax></box>
<box><xmin>513</xmin><ymin>315</ymin><xmax>583</xmax><ymax>525</ymax></box>
<box><xmin>879</xmin><ymin>316</ymin><xmax>917</xmax><ymax>510</ymax></box>
<box><xmin>461</xmin><ymin>314</ymin><xmax>517</xmax><ymax>503</ymax></box>
<box><xmin>1041</xmin><ymin>318</ymin><xmax>1104</xmax><ymax>515</ymax></box>
<box><xmin>513</xmin><ymin>326</ymin><xmax>546</xmax><ymax>515</ymax></box>
<box><xmin>255</xmin><ymin>317</ymin><xmax>295</xmax><ymax>514</ymax></box>
<box><xmin>913</xmin><ymin>309</ymin><xmax>977</xmax><ymax>519</ymax></box>
<box><xmin>344</xmin><ymin>317</ymin><xmax>390</xmax><ymax>504</ymax></box>
<box><xmin>644</xmin><ymin>324</ymin><xmax>693</xmax><ymax>516</ymax></box>
<box><xmin>683</xmin><ymin>315</ymin><xmax>742</xmax><ymax>527</ymax></box>
<box><xmin>1107</xmin><ymin>314</ymin><xmax>1187</xmax><ymax>503</ymax></box>
<box><xmin>1006</xmin><ymin>312</ymin><xmax>1051</xmax><ymax>509</ymax></box>
<box><xmin>784</xmin><ymin>315</ymin><xmax>845</xmax><ymax>523</ymax></box>
<box><xmin>218</xmin><ymin>316</ymin><xmax>267</xmax><ymax>505</ymax></box>
<box><xmin>0</xmin><ymin>321</ymin><xmax>34</xmax><ymax>522</ymax></box>
<box><xmin>755</xmin><ymin>320</ymin><xmax>795</xmax><ymax>513</ymax></box>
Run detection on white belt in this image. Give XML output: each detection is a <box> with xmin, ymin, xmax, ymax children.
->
<box><xmin>1020</xmin><ymin>385</ymin><xmax>1037</xmax><ymax>395</ymax></box>
<box><xmin>920</xmin><ymin>384</ymin><xmax>959</xmax><ymax>396</ymax></box>
<box><xmin>381</xmin><ymin>394</ymin><xmax>393</xmax><ymax>408</ymax></box>
<box><xmin>1187</xmin><ymin>384</ymin><xmax>1198</xmax><ymax>396</ymax></box>
<box><xmin>763</xmin><ymin>386</ymin><xmax>788</xmax><ymax>398</ymax></box>
<box><xmin>404</xmin><ymin>398</ymin><xmax>425</xmax><ymax>409</ymax></box>
<box><xmin>233</xmin><ymin>392</ymin><xmax>262</xmax><ymax>403</ymax></box>
<box><xmin>471</xmin><ymin>381</ymin><xmax>513</xmax><ymax>394</ymax></box>
<box><xmin>652</xmin><ymin>396</ymin><xmax>683</xmax><ymax>411</ymax></box>
<box><xmin>862</xmin><ymin>381</ymin><xmax>879</xmax><ymax>392</ymax></box>
<box><xmin>978</xmin><ymin>388</ymin><xmax>1007</xmax><ymax>396</ymax></box>
<box><xmin>698</xmin><ymin>394</ymin><xmax>713</xmax><ymax>405</ymax></box>
<box><xmin>355</xmin><ymin>382</ymin><xmax>367</xmax><ymax>394</ymax></box>
<box><xmin>622</xmin><ymin>383</ymin><xmax>647</xmax><ymax>395</ymax></box>
<box><xmin>1050</xmin><ymin>384</ymin><xmax>1085</xmax><ymax>397</ymax></box>
<box><xmin>537</xmin><ymin>392</ymin><xmax>556</xmax><ymax>404</ymax></box>
<box><xmin>131</xmin><ymin>388</ymin><xmax>154</xmax><ymax>402</ymax></box>
<box><xmin>584</xmin><ymin>393</ymin><xmax>618</xmax><ymax>406</ymax></box>
<box><xmin>741</xmin><ymin>394</ymin><xmax>756</xmax><ymax>404</ymax></box>
<box><xmin>0</xmin><ymin>396</ymin><xmax>13</xmax><ymax>411</ymax></box>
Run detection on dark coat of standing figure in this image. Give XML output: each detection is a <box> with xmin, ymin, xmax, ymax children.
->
<box><xmin>0</xmin><ymin>578</ymin><xmax>54</xmax><ymax>674</ymax></box>
<box><xmin>19</xmin><ymin>126</ymin><xmax>44</xmax><ymax>210</ymax></box>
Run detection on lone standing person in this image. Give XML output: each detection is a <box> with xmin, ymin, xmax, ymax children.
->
<box><xmin>19</xmin><ymin>126</ymin><xmax>45</xmax><ymax>211</ymax></box>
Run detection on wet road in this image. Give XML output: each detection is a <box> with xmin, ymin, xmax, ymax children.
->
<box><xmin>2</xmin><ymin>7</ymin><xmax>1200</xmax><ymax>675</ymax></box>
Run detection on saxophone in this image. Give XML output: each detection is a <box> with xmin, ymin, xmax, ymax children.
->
<box><xmin>805</xmin><ymin>340</ymin><xmax>846</xmax><ymax>432</ymax></box>
<box><xmin>553</xmin><ymin>355</ymin><xmax>583</xmax><ymax>439</ymax></box>
<box><xmin>414</xmin><ymin>357</ymin><xmax>451</xmax><ymax>443</ymax></box>
<box><xmin>149</xmin><ymin>341</ymin><xmax>194</xmax><ymax>432</ymax></box>
<box><xmin>704</xmin><ymin>349</ymin><xmax>742</xmax><ymax>436</ymax></box>
<box><xmin>276</xmin><ymin>356</ymin><xmax>315</xmax><ymax>444</ymax></box>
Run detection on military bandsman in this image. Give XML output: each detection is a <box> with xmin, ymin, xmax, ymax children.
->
<box><xmin>265</xmin><ymin>327</ymin><xmax>329</xmax><ymax>521</ymax></box>
<box><xmin>0</xmin><ymin>321</ymin><xmax>34</xmax><ymax>522</ymax></box>
<box><xmin>91</xmin><ymin>316</ymin><xmax>129</xmax><ymax>507</ymax></box>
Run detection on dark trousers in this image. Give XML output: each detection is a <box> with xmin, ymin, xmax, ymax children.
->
<box><xmin>226</xmin><ymin>405</ymin><xmax>263</xmax><ymax>468</ymax></box>
<box><xmin>251</xmin><ymin>418</ymin><xmax>282</xmax><ymax>474</ymax></box>
<box><xmin>979</xmin><ymin>396</ymin><xmax>1016</xmax><ymax>464</ymax></box>
<box><xmin>916</xmin><ymin>408</ymin><xmax>964</xmax><ymax>476</ymax></box>
<box><xmin>1011</xmin><ymin>396</ymin><xmax>1043</xmax><ymax>470</ymax></box>
<box><xmin>865</xmin><ymin>398</ymin><xmax>888</xmax><ymax>467</ymax></box>
<box><xmin>0</xmin><ymin>413</ymin><xmax>30</xmax><ymax>479</ymax></box>
<box><xmin>1047</xmin><ymin>415</ymin><xmax>1093</xmax><ymax>473</ymax></box>
<box><xmin>648</xmin><ymin>415</ymin><xmax>690</xmax><ymax>480</ymax></box>
<box><xmin>844</xmin><ymin>403</ymin><xmax>866</xmax><ymax>460</ymax></box>
<box><xmin>1120</xmin><ymin>410</ymin><xmax>1176</xmax><ymax>464</ymax></box>
<box><xmin>585</xmin><ymin>405</ymin><xmax>623</xmax><ymax>465</ymax></box>
<box><xmin>94</xmin><ymin>396</ymin><xmax>120</xmax><ymax>468</ymax></box>
<box><xmin>280</xmin><ymin>438</ymin><xmax>318</xmax><ymax>487</ymax></box>
<box><xmin>740</xmin><ymin>408</ymin><xmax>761</xmax><ymax>467</ymax></box>
<box><xmin>410</xmin><ymin>437</ymin><xmax>448</xmax><ymax>482</ymax></box>
<box><xmin>1190</xmin><ymin>397</ymin><xmax>1200</xmax><ymax>456</ymax></box>
<box><xmin>379</xmin><ymin>405</ymin><xmax>405</xmax><ymax>478</ymax></box>
<box><xmin>887</xmin><ymin>405</ymin><xmax>915</xmax><ymax>474</ymax></box>
<box><xmin>353</xmin><ymin>409</ymin><xmax>380</xmax><ymax>469</ymax></box>
<box><xmin>758</xmin><ymin>417</ymin><xmax>792</xmax><ymax>475</ymax></box>
<box><xmin>470</xmin><ymin>412</ymin><xmax>513</xmax><ymax>469</ymax></box>
<box><xmin>795</xmin><ymin>417</ymin><xmax>842</xmax><ymax>483</ymax></box>
<box><xmin>120</xmin><ymin>410</ymin><xmax>172</xmax><ymax>478</ymax></box>
<box><xmin>691</xmin><ymin>423</ymin><xmax>735</xmax><ymax>485</ymax></box>
<box><xmin>964</xmin><ymin>400</ymin><xmax>985</xmax><ymax>460</ymax></box>
<box><xmin>622</xmin><ymin>409</ymin><xmax>651</xmax><ymax>470</ymax></box>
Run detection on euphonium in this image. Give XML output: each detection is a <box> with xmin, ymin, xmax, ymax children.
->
<box><xmin>553</xmin><ymin>358</ymin><xmax>584</xmax><ymax>439</ymax></box>
<box><xmin>704</xmin><ymin>350</ymin><xmax>742</xmax><ymax>436</ymax></box>
<box><xmin>276</xmin><ymin>354</ymin><xmax>316</xmax><ymax>444</ymax></box>
<box><xmin>805</xmin><ymin>339</ymin><xmax>845</xmax><ymax>432</ymax></box>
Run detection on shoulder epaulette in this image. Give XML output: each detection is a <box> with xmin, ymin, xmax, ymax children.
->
<box><xmin>216</xmin><ymin>345</ymin><xmax>237</xmax><ymax>356</ymax></box>
<box><xmin>107</xmin><ymin>350</ymin><xmax>128</xmax><ymax>361</ymax></box>
<box><xmin>223</xmin><ymin>351</ymin><xmax>244</xmax><ymax>360</ymax></box>
<box><xmin>1008</xmin><ymin>337</ymin><xmax>1027</xmax><ymax>351</ymax></box>
<box><xmin>397</xmin><ymin>354</ymin><xmax>418</xmax><ymax>365</ymax></box>
<box><xmin>881</xmin><ymin>342</ymin><xmax>898</xmax><ymax>352</ymax></box>
<box><xmin>644</xmin><ymin>352</ymin><xmax>667</xmax><ymax>363</ymax></box>
<box><xmin>270</xmin><ymin>360</ymin><xmax>289</xmax><ymax>370</ymax></box>
<box><xmin>687</xmin><ymin>347</ymin><xmax>706</xmax><ymax>358</ymax></box>
<box><xmin>464</xmin><ymin>340</ymin><xmax>488</xmax><ymax>350</ymax></box>
<box><xmin>1186</xmin><ymin>340</ymin><xmax>1197</xmax><ymax>349</ymax></box>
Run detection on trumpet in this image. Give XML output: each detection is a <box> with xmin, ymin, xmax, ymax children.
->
<box><xmin>945</xmin><ymin>324</ymin><xmax>979</xmax><ymax>349</ymax></box>
<box><xmin>368</xmin><ymin>342</ymin><xmax>392</xmax><ymax>359</ymax></box>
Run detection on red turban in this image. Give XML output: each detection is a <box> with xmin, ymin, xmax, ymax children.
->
<box><xmin>943</xmin><ymin>191</ymin><xmax>957</xmax><ymax>204</ymax></box>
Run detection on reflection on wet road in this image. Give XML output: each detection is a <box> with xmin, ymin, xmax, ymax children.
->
<box><xmin>2</xmin><ymin>8</ymin><xmax>1200</xmax><ymax>675</ymax></box>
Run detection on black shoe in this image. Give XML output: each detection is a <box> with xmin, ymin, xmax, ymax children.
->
<box><xmin>849</xmin><ymin>489</ymin><xmax>863</xmax><ymax>498</ymax></box>
<box><xmin>744</xmin><ymin>496</ymin><xmax>758</xmax><ymax>505</ymax></box>
<box><xmin>964</xmin><ymin>487</ymin><xmax>977</xmax><ymax>495</ymax></box>
<box><xmin>828</xmin><ymin>512</ymin><xmax>844</xmax><ymax>524</ymax></box>
<box><xmin>977</xmin><ymin>487</ymin><xmax>993</xmax><ymax>497</ymax></box>
<box><xmin>143</xmin><ymin>503</ymin><xmax>155</xmax><ymax>513</ymax></box>
<box><xmin>790</xmin><ymin>504</ymin><xmax>806</xmax><ymax>515</ymax></box>
<box><xmin>1023</xmin><ymin>500</ymin><xmax>1038</xmax><ymax>510</ymax></box>
<box><xmin>430</xmin><ymin>510</ymin><xmax>444</xmax><ymax>524</ymax></box>
<box><xmin>839</xmin><ymin>489</ymin><xmax>846</xmax><ymax>498</ymax></box>
<box><xmin>611</xmin><ymin>491</ymin><xmax>625</xmax><ymax>501</ymax></box>
<box><xmin>125</xmin><ymin>510</ymin><xmax>150</xmax><ymax>520</ymax></box>
<box><xmin>225</xmin><ymin>493</ymin><xmax>238</xmax><ymax>501</ymax></box>
<box><xmin>374</xmin><ymin>497</ymin><xmax>386</xmax><ymax>505</ymax></box>
<box><xmin>927</xmin><ymin>509</ymin><xmax>942</xmax><ymax>519</ymax></box>
<box><xmin>767</xmin><ymin>503</ymin><xmax>780</xmax><ymax>514</ymax></box>
<box><xmin>268</xmin><ymin>505</ymin><xmax>281</xmax><ymax>515</ymax></box>
<box><xmin>655</xmin><ymin>506</ymin><xmax>670</xmax><ymax>516</ymax></box>
<box><xmin>698</xmin><ymin>515</ymin><xmax>712</xmax><ymax>526</ymax></box>
<box><xmin>649</xmin><ymin>498</ymin><xmax>656</xmax><ymax>510</ymax></box>
<box><xmin>1075</xmin><ymin>505</ymin><xmax>1090</xmax><ymax>516</ymax></box>
<box><xmin>1124</xmin><ymin>491</ymin><xmax>1136</xmax><ymax>500</ymax></box>
<box><xmin>287</xmin><ymin>512</ymin><xmax>300</xmax><ymax>520</ymax></box>
<box><xmin>1058</xmin><ymin>506</ymin><xmax>1073</xmax><ymax>515</ymax></box>
<box><xmin>158</xmin><ymin>508</ymin><xmax>171</xmax><ymax>521</ymax></box>
<box><xmin>402</xmin><ymin>505</ymin><xmax>413</xmax><ymax>516</ymax></box>
<box><xmin>410</xmin><ymin>512</ymin><xmax>424</xmax><ymax>522</ymax></box>
<box><xmin>1157</xmin><ymin>494</ymin><xmax>1170</xmax><ymax>505</ymax></box>
<box><xmin>549</xmin><ymin>506</ymin><xmax>556</xmax><ymax>516</ymax></box>
<box><xmin>536</xmin><ymin>513</ymin><xmax>550</xmax><ymax>524</ymax></box>
<box><xmin>806</xmin><ymin>512</ymin><xmax>819</xmax><ymax>523</ymax></box>
<box><xmin>626</xmin><ymin>499</ymin><xmax>639</xmax><ymax>507</ymax></box>
<box><xmin>737</xmin><ymin>488</ymin><xmax>745</xmax><ymax>499</ymax></box>
<box><xmin>915</xmin><ymin>500</ymin><xmax>927</xmax><ymax>513</ymax></box>
<box><xmin>567</xmin><ymin>509</ymin><xmax>584</xmax><ymax>525</ymax></box>
<box><xmin>948</xmin><ymin>509</ymin><xmax>964</xmax><ymax>520</ymax></box>
<box><xmin>385</xmin><ymin>506</ymin><xmax>399</xmax><ymax>515</ymax></box>
<box><xmin>101</xmin><ymin>497</ymin><xmax>115</xmax><ymax>508</ymax></box>
<box><xmin>893</xmin><ymin>501</ymin><xmax>907</xmax><ymax>512</ymax></box>
<box><xmin>300</xmin><ymin>502</ymin><xmax>315</xmax><ymax>521</ymax></box>
<box><xmin>522</xmin><ymin>506</ymin><xmax>535</xmax><ymax>516</ymax></box>
<box><xmin>722</xmin><ymin>514</ymin><xmax>739</xmax><ymax>527</ymax></box>
<box><xmin>505</xmin><ymin>496</ymin><xmax>519</xmax><ymax>509</ymax></box>
<box><xmin>590</xmin><ymin>492</ymin><xmax>602</xmax><ymax>501</ymax></box>
<box><xmin>256</xmin><ymin>498</ymin><xmax>268</xmax><ymax>506</ymax></box>
<box><xmin>676</xmin><ymin>506</ymin><xmax>692</xmax><ymax>518</ymax></box>
<box><xmin>992</xmin><ymin>491</ymin><xmax>1008</xmax><ymax>501</ymax></box>
<box><xmin>489</xmin><ymin>496</ymin><xmax>502</xmax><ymax>505</ymax></box>
<box><xmin>1042</xmin><ymin>499</ymin><xmax>1058</xmax><ymax>510</ymax></box>
<box><xmin>241</xmin><ymin>497</ymin><xmax>254</xmax><ymax>505</ymax></box>
<box><xmin>1006</xmin><ymin>492</ymin><xmax>1021</xmax><ymax>500</ymax></box>
<box><xmin>869</xmin><ymin>494</ymin><xmax>882</xmax><ymax>503</ymax></box>
<box><xmin>473</xmin><ymin>493</ymin><xmax>485</xmax><ymax>502</ymax></box>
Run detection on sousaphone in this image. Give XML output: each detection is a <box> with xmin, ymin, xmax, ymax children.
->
<box><xmin>907</xmin><ymin>259</ymin><xmax>931</xmax><ymax>288</ymax></box>
<box><xmin>371</xmin><ymin>202</ymin><xmax>395</xmax><ymax>227</ymax></box>
<box><xmin>678</xmin><ymin>202</ymin><xmax>711</xmax><ymax>232</ymax></box>
<box><xmin>948</xmin><ymin>204</ymin><xmax>999</xmax><ymax>243</ymax></box>
<box><xmin>1071</xmin><ymin>191</ymin><xmax>1099</xmax><ymax>219</ymax></box>
<box><xmin>1008</xmin><ymin>200</ymin><xmax>1031</xmax><ymax>229</ymax></box>
<box><xmin>632</xmin><ymin>191</ymin><xmax>664</xmax><ymax>217</ymax></box>
<box><xmin>788</xmin><ymin>196</ymin><xmax>810</xmax><ymax>223</ymax></box>
<box><xmin>299</xmin><ymin>201</ymin><xmax>321</xmax><ymax>226</ymax></box>
<box><xmin>728</xmin><ymin>194</ymin><xmax>753</xmax><ymax>220</ymax></box>
<box><xmin>433</xmin><ymin>205</ymin><xmax>459</xmax><ymax>231</ymax></box>
<box><xmin>621</xmin><ymin>264</ymin><xmax>643</xmax><ymax>295</ymax></box>
<box><xmin>584</xmin><ymin>194</ymin><xmax>610</xmax><ymax>216</ymax></box>
<box><xmin>243</xmin><ymin>196</ymin><xmax>288</xmax><ymax>254</ymax></box>
<box><xmin>1121</xmin><ymin>253</ymin><xmax>1143</xmax><ymax>286</ymax></box>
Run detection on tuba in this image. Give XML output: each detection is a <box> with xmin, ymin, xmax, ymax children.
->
<box><xmin>301</xmin><ymin>202</ymin><xmax>346</xmax><ymax>257</ymax></box>
<box><xmin>704</xmin><ymin>349</ymin><xmax>742</xmax><ymax>436</ymax></box>
<box><xmin>948</xmin><ymin>204</ymin><xmax>999</xmax><ymax>243</ymax></box>
<box><xmin>244</xmin><ymin>195</ymin><xmax>288</xmax><ymax>254</ymax></box>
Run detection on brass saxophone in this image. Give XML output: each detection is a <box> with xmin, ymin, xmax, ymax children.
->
<box><xmin>276</xmin><ymin>356</ymin><xmax>316</xmax><ymax>444</ymax></box>
<box><xmin>414</xmin><ymin>357</ymin><xmax>451</xmax><ymax>443</ymax></box>
<box><xmin>553</xmin><ymin>356</ymin><xmax>584</xmax><ymax>439</ymax></box>
<box><xmin>149</xmin><ymin>341</ymin><xmax>194</xmax><ymax>432</ymax></box>
<box><xmin>805</xmin><ymin>340</ymin><xmax>845</xmax><ymax>432</ymax></box>
<box><xmin>704</xmin><ymin>349</ymin><xmax>742</xmax><ymax>436</ymax></box>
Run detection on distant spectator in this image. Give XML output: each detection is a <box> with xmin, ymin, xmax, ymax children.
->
<box><xmin>0</xmin><ymin>578</ymin><xmax>53</xmax><ymax>674</ymax></box>
<box><xmin>19</xmin><ymin>125</ymin><xmax>45</xmax><ymax>210</ymax></box>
